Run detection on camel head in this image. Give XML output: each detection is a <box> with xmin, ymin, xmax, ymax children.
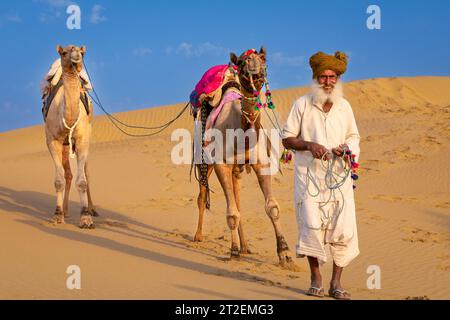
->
<box><xmin>230</xmin><ymin>47</ymin><xmax>267</xmax><ymax>94</ymax></box>
<box><xmin>57</xmin><ymin>44</ymin><xmax>86</xmax><ymax>73</ymax></box>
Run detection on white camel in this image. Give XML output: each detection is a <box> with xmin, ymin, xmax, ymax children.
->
<box><xmin>44</xmin><ymin>44</ymin><xmax>96</xmax><ymax>228</ymax></box>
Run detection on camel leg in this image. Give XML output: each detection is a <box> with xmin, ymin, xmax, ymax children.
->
<box><xmin>47</xmin><ymin>140</ymin><xmax>66</xmax><ymax>224</ymax></box>
<box><xmin>74</xmin><ymin>139</ymin><xmax>95</xmax><ymax>229</ymax></box>
<box><xmin>62</xmin><ymin>145</ymin><xmax>73</xmax><ymax>218</ymax></box>
<box><xmin>214</xmin><ymin>164</ymin><xmax>241</xmax><ymax>259</ymax></box>
<box><xmin>194</xmin><ymin>165</ymin><xmax>214</xmax><ymax>242</ymax></box>
<box><xmin>85</xmin><ymin>162</ymin><xmax>99</xmax><ymax>217</ymax></box>
<box><xmin>252</xmin><ymin>163</ymin><xmax>300</xmax><ymax>271</ymax></box>
<box><xmin>232</xmin><ymin>166</ymin><xmax>251</xmax><ymax>254</ymax></box>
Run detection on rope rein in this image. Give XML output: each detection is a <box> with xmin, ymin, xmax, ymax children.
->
<box><xmin>199</xmin><ymin>103</ymin><xmax>211</xmax><ymax>209</ymax></box>
<box><xmin>62</xmin><ymin>105</ymin><xmax>83</xmax><ymax>159</ymax></box>
<box><xmin>305</xmin><ymin>146</ymin><xmax>359</xmax><ymax>216</ymax></box>
<box><xmin>78</xmin><ymin>61</ymin><xmax>189</xmax><ymax>138</ymax></box>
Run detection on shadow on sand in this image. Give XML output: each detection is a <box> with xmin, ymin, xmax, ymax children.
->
<box><xmin>0</xmin><ymin>186</ymin><xmax>306</xmax><ymax>298</ymax></box>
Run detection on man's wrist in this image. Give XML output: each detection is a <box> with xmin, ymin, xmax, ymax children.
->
<box><xmin>305</xmin><ymin>141</ymin><xmax>311</xmax><ymax>152</ymax></box>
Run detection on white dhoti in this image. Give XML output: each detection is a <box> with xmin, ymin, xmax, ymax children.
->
<box><xmin>295</xmin><ymin>199</ymin><xmax>359</xmax><ymax>267</ymax></box>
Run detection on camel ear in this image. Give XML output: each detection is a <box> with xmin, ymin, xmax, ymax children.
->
<box><xmin>230</xmin><ymin>52</ymin><xmax>239</xmax><ymax>66</ymax></box>
<box><xmin>259</xmin><ymin>46</ymin><xmax>266</xmax><ymax>62</ymax></box>
<box><xmin>57</xmin><ymin>45</ymin><xmax>64</xmax><ymax>55</ymax></box>
<box><xmin>80</xmin><ymin>46</ymin><xmax>86</xmax><ymax>55</ymax></box>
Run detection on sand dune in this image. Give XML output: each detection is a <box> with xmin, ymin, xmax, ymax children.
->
<box><xmin>0</xmin><ymin>76</ymin><xmax>449</xmax><ymax>299</ymax></box>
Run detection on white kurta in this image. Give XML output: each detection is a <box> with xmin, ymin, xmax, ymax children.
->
<box><xmin>282</xmin><ymin>93</ymin><xmax>361</xmax><ymax>267</ymax></box>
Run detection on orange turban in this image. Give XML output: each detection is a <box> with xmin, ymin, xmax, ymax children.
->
<box><xmin>309</xmin><ymin>51</ymin><xmax>348</xmax><ymax>79</ymax></box>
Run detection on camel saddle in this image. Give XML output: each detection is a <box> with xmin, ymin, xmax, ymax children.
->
<box><xmin>42</xmin><ymin>78</ymin><xmax>91</xmax><ymax>121</ymax></box>
<box><xmin>190</xmin><ymin>64</ymin><xmax>240</xmax><ymax>118</ymax></box>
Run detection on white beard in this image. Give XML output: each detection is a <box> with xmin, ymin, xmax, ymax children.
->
<box><xmin>310</xmin><ymin>79</ymin><xmax>344</xmax><ymax>106</ymax></box>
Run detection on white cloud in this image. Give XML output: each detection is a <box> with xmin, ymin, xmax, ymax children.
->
<box><xmin>90</xmin><ymin>4</ymin><xmax>107</xmax><ymax>24</ymax></box>
<box><xmin>176</xmin><ymin>42</ymin><xmax>194</xmax><ymax>57</ymax></box>
<box><xmin>165</xmin><ymin>46</ymin><xmax>173</xmax><ymax>56</ymax></box>
<box><xmin>175</xmin><ymin>42</ymin><xmax>228</xmax><ymax>58</ymax></box>
<box><xmin>6</xmin><ymin>13</ymin><xmax>22</xmax><ymax>23</ymax></box>
<box><xmin>33</xmin><ymin>0</ymin><xmax>72</xmax><ymax>23</ymax></box>
<box><xmin>0</xmin><ymin>12</ymin><xmax>22</xmax><ymax>25</ymax></box>
<box><xmin>133</xmin><ymin>48</ymin><xmax>153</xmax><ymax>57</ymax></box>
<box><xmin>196</xmin><ymin>42</ymin><xmax>228</xmax><ymax>57</ymax></box>
<box><xmin>38</xmin><ymin>13</ymin><xmax>50</xmax><ymax>23</ymax></box>
<box><xmin>33</xmin><ymin>0</ymin><xmax>73</xmax><ymax>8</ymax></box>
<box><xmin>269</xmin><ymin>52</ymin><xmax>305</xmax><ymax>67</ymax></box>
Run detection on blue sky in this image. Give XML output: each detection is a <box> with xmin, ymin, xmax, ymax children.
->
<box><xmin>0</xmin><ymin>0</ymin><xmax>449</xmax><ymax>132</ymax></box>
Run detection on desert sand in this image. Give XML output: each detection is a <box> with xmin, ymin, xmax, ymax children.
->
<box><xmin>0</xmin><ymin>76</ymin><xmax>449</xmax><ymax>300</ymax></box>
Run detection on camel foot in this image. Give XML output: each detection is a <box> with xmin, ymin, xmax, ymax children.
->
<box><xmin>279</xmin><ymin>251</ymin><xmax>302</xmax><ymax>272</ymax></box>
<box><xmin>79</xmin><ymin>212</ymin><xmax>95</xmax><ymax>229</ymax></box>
<box><xmin>52</xmin><ymin>214</ymin><xmax>65</xmax><ymax>225</ymax></box>
<box><xmin>230</xmin><ymin>245</ymin><xmax>241</xmax><ymax>260</ymax></box>
<box><xmin>193</xmin><ymin>233</ymin><xmax>203</xmax><ymax>242</ymax></box>
<box><xmin>52</xmin><ymin>207</ymin><xmax>65</xmax><ymax>224</ymax></box>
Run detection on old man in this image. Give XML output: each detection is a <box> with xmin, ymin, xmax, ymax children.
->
<box><xmin>282</xmin><ymin>51</ymin><xmax>360</xmax><ymax>300</ymax></box>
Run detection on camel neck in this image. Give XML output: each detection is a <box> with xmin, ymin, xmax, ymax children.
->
<box><xmin>240</xmin><ymin>93</ymin><xmax>261</xmax><ymax>131</ymax></box>
<box><xmin>62</xmin><ymin>71</ymin><xmax>81</xmax><ymax>127</ymax></box>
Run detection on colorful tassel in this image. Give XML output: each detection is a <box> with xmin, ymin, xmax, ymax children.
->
<box><xmin>280</xmin><ymin>149</ymin><xmax>293</xmax><ymax>164</ymax></box>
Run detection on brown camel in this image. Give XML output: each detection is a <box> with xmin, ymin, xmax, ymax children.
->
<box><xmin>194</xmin><ymin>47</ymin><xmax>299</xmax><ymax>270</ymax></box>
<box><xmin>44</xmin><ymin>44</ymin><xmax>97</xmax><ymax>228</ymax></box>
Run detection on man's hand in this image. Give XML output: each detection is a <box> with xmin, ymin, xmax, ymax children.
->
<box><xmin>332</xmin><ymin>144</ymin><xmax>349</xmax><ymax>157</ymax></box>
<box><xmin>308</xmin><ymin>142</ymin><xmax>330</xmax><ymax>160</ymax></box>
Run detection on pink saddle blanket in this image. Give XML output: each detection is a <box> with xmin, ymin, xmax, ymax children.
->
<box><xmin>190</xmin><ymin>64</ymin><xmax>238</xmax><ymax>110</ymax></box>
<box><xmin>205</xmin><ymin>90</ymin><xmax>242</xmax><ymax>131</ymax></box>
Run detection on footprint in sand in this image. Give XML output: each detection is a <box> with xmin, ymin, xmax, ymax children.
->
<box><xmin>383</xmin><ymin>148</ymin><xmax>424</xmax><ymax>163</ymax></box>
<box><xmin>401</xmin><ymin>227</ymin><xmax>441</xmax><ymax>244</ymax></box>
<box><xmin>437</xmin><ymin>254</ymin><xmax>450</xmax><ymax>271</ymax></box>
<box><xmin>371</xmin><ymin>194</ymin><xmax>418</xmax><ymax>203</ymax></box>
<box><xmin>181</xmin><ymin>197</ymin><xmax>193</xmax><ymax>202</ymax></box>
<box><xmin>363</xmin><ymin>134</ymin><xmax>390</xmax><ymax>143</ymax></box>
<box><xmin>435</xmin><ymin>202</ymin><xmax>450</xmax><ymax>209</ymax></box>
<box><xmin>419</xmin><ymin>135</ymin><xmax>443</xmax><ymax>148</ymax></box>
<box><xmin>359</xmin><ymin>160</ymin><xmax>382</xmax><ymax>173</ymax></box>
<box><xmin>361</xmin><ymin>214</ymin><xmax>387</xmax><ymax>225</ymax></box>
<box><xmin>165</xmin><ymin>172</ymin><xmax>175</xmax><ymax>182</ymax></box>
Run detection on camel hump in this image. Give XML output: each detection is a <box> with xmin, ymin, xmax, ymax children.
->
<box><xmin>190</xmin><ymin>65</ymin><xmax>240</xmax><ymax>113</ymax></box>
